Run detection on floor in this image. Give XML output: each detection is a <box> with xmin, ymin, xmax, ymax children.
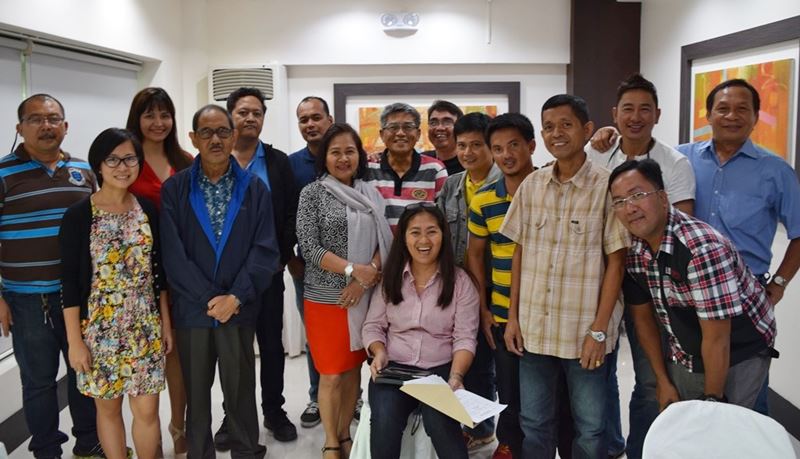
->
<box><xmin>8</xmin><ymin>338</ymin><xmax>800</xmax><ymax>458</ymax></box>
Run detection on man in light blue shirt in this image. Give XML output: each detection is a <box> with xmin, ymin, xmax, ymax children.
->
<box><xmin>676</xmin><ymin>79</ymin><xmax>800</xmax><ymax>414</ymax></box>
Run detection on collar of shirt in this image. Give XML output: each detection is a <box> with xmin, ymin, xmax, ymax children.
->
<box><xmin>402</xmin><ymin>263</ymin><xmax>441</xmax><ymax>289</ymax></box>
<box><xmin>702</xmin><ymin>138</ymin><xmax>761</xmax><ymax>163</ymax></box>
<box><xmin>546</xmin><ymin>156</ymin><xmax>593</xmax><ymax>188</ymax></box>
<box><xmin>16</xmin><ymin>144</ymin><xmax>70</xmax><ymax>167</ymax></box>
<box><xmin>246</xmin><ymin>142</ymin><xmax>266</xmax><ymax>167</ymax></box>
<box><xmin>380</xmin><ymin>149</ymin><xmax>421</xmax><ymax>175</ymax></box>
<box><xmin>198</xmin><ymin>162</ymin><xmax>234</xmax><ymax>187</ymax></box>
<box><xmin>300</xmin><ymin>146</ymin><xmax>315</xmax><ymax>163</ymax></box>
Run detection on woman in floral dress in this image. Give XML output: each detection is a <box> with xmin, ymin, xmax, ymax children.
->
<box><xmin>60</xmin><ymin>128</ymin><xmax>172</xmax><ymax>459</ymax></box>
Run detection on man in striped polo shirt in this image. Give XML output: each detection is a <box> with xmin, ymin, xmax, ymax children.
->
<box><xmin>363</xmin><ymin>102</ymin><xmax>448</xmax><ymax>232</ymax></box>
<box><xmin>0</xmin><ymin>94</ymin><xmax>101</xmax><ymax>458</ymax></box>
<box><xmin>466</xmin><ymin>113</ymin><xmax>536</xmax><ymax>459</ymax></box>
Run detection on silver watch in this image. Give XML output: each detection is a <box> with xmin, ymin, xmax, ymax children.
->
<box><xmin>344</xmin><ymin>262</ymin><xmax>354</xmax><ymax>282</ymax></box>
<box><xmin>586</xmin><ymin>329</ymin><xmax>606</xmax><ymax>343</ymax></box>
<box><xmin>772</xmin><ymin>275</ymin><xmax>788</xmax><ymax>288</ymax></box>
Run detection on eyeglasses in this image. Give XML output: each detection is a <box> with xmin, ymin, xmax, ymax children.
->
<box><xmin>23</xmin><ymin>115</ymin><xmax>64</xmax><ymax>127</ymax></box>
<box><xmin>611</xmin><ymin>190</ymin><xmax>662</xmax><ymax>210</ymax></box>
<box><xmin>405</xmin><ymin>201</ymin><xmax>437</xmax><ymax>211</ymax></box>
<box><xmin>196</xmin><ymin>127</ymin><xmax>233</xmax><ymax>140</ymax></box>
<box><xmin>428</xmin><ymin>118</ymin><xmax>455</xmax><ymax>128</ymax></box>
<box><xmin>103</xmin><ymin>155</ymin><xmax>140</xmax><ymax>168</ymax></box>
<box><xmin>382</xmin><ymin>123</ymin><xmax>419</xmax><ymax>133</ymax></box>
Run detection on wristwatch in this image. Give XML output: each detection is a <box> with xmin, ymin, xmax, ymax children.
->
<box><xmin>344</xmin><ymin>262</ymin><xmax>354</xmax><ymax>282</ymax></box>
<box><xmin>772</xmin><ymin>275</ymin><xmax>788</xmax><ymax>288</ymax></box>
<box><xmin>586</xmin><ymin>329</ymin><xmax>606</xmax><ymax>343</ymax></box>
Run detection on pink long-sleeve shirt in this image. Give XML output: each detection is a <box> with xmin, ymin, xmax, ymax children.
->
<box><xmin>362</xmin><ymin>265</ymin><xmax>480</xmax><ymax>369</ymax></box>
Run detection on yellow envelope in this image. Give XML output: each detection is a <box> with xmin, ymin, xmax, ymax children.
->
<box><xmin>400</xmin><ymin>383</ymin><xmax>475</xmax><ymax>428</ymax></box>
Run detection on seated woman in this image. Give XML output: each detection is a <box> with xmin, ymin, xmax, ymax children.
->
<box><xmin>363</xmin><ymin>203</ymin><xmax>480</xmax><ymax>459</ymax></box>
<box><xmin>60</xmin><ymin>128</ymin><xmax>172</xmax><ymax>459</ymax></box>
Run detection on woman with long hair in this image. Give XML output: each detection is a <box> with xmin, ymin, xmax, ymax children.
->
<box><xmin>60</xmin><ymin>128</ymin><xmax>172</xmax><ymax>459</ymax></box>
<box><xmin>125</xmin><ymin>87</ymin><xmax>192</xmax><ymax>453</ymax></box>
<box><xmin>296</xmin><ymin>123</ymin><xmax>393</xmax><ymax>458</ymax></box>
<box><xmin>362</xmin><ymin>204</ymin><xmax>480</xmax><ymax>459</ymax></box>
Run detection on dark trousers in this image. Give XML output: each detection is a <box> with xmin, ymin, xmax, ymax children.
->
<box><xmin>492</xmin><ymin>323</ymin><xmax>523</xmax><ymax>457</ymax></box>
<box><xmin>255</xmin><ymin>272</ymin><xmax>286</xmax><ymax>419</ymax></box>
<box><xmin>369</xmin><ymin>362</ymin><xmax>468</xmax><ymax>459</ymax></box>
<box><xmin>7</xmin><ymin>291</ymin><xmax>98</xmax><ymax>458</ymax></box>
<box><xmin>178</xmin><ymin>325</ymin><xmax>265</xmax><ymax>459</ymax></box>
<box><xmin>463</xmin><ymin>328</ymin><xmax>496</xmax><ymax>438</ymax></box>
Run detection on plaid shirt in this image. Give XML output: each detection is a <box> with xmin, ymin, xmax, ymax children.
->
<box><xmin>623</xmin><ymin>207</ymin><xmax>776</xmax><ymax>372</ymax></box>
<box><xmin>500</xmin><ymin>159</ymin><xmax>629</xmax><ymax>359</ymax></box>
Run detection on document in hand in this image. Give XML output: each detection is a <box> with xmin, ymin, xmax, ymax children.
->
<box><xmin>400</xmin><ymin>375</ymin><xmax>507</xmax><ymax>428</ymax></box>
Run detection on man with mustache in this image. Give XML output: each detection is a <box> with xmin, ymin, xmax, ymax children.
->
<box><xmin>210</xmin><ymin>87</ymin><xmax>300</xmax><ymax>449</ymax></box>
<box><xmin>0</xmin><ymin>94</ymin><xmax>102</xmax><ymax>458</ymax></box>
<box><xmin>161</xmin><ymin>104</ymin><xmax>280</xmax><ymax>458</ymax></box>
<box><xmin>364</xmin><ymin>102</ymin><xmax>448</xmax><ymax>232</ymax></box>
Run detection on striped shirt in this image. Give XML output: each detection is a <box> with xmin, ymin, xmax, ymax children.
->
<box><xmin>364</xmin><ymin>150</ymin><xmax>447</xmax><ymax>232</ymax></box>
<box><xmin>467</xmin><ymin>178</ymin><xmax>515</xmax><ymax>323</ymax></box>
<box><xmin>623</xmin><ymin>207</ymin><xmax>776</xmax><ymax>372</ymax></box>
<box><xmin>500</xmin><ymin>159</ymin><xmax>629</xmax><ymax>359</ymax></box>
<box><xmin>0</xmin><ymin>145</ymin><xmax>96</xmax><ymax>293</ymax></box>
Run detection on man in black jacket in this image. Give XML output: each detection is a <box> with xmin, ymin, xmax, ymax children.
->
<box><xmin>211</xmin><ymin>87</ymin><xmax>300</xmax><ymax>447</ymax></box>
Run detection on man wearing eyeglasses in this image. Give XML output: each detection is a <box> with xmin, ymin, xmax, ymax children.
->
<box><xmin>160</xmin><ymin>104</ymin><xmax>280</xmax><ymax>459</ymax></box>
<box><xmin>609</xmin><ymin>158</ymin><xmax>776</xmax><ymax>412</ymax></box>
<box><xmin>0</xmin><ymin>94</ymin><xmax>103</xmax><ymax>458</ymax></box>
<box><xmin>208</xmin><ymin>87</ymin><xmax>299</xmax><ymax>449</ymax></box>
<box><xmin>364</xmin><ymin>102</ymin><xmax>448</xmax><ymax>232</ymax></box>
<box><xmin>423</xmin><ymin>100</ymin><xmax>465</xmax><ymax>175</ymax></box>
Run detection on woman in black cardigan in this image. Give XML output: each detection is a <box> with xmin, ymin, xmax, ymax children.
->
<box><xmin>60</xmin><ymin>128</ymin><xmax>171</xmax><ymax>459</ymax></box>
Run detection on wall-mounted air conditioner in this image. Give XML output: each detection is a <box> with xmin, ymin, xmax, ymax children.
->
<box><xmin>207</xmin><ymin>64</ymin><xmax>290</xmax><ymax>152</ymax></box>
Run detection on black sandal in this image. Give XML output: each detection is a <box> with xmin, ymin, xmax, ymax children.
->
<box><xmin>322</xmin><ymin>445</ymin><xmax>341</xmax><ymax>456</ymax></box>
<box><xmin>339</xmin><ymin>437</ymin><xmax>352</xmax><ymax>445</ymax></box>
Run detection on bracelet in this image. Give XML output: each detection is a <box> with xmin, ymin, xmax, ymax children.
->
<box><xmin>357</xmin><ymin>280</ymin><xmax>370</xmax><ymax>289</ymax></box>
<box><xmin>449</xmin><ymin>371</ymin><xmax>464</xmax><ymax>381</ymax></box>
<box><xmin>370</xmin><ymin>261</ymin><xmax>380</xmax><ymax>271</ymax></box>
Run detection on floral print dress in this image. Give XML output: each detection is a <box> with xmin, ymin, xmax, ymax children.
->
<box><xmin>77</xmin><ymin>200</ymin><xmax>165</xmax><ymax>399</ymax></box>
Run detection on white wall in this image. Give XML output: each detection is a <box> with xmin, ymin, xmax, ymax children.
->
<box><xmin>640</xmin><ymin>0</ymin><xmax>800</xmax><ymax>407</ymax></box>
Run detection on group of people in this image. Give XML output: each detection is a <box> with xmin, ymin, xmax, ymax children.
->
<box><xmin>0</xmin><ymin>71</ymin><xmax>797</xmax><ymax>459</ymax></box>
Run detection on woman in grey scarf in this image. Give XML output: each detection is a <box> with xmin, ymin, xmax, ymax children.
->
<box><xmin>296</xmin><ymin>123</ymin><xmax>393</xmax><ymax>458</ymax></box>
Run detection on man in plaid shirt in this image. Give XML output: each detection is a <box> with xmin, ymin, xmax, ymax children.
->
<box><xmin>609</xmin><ymin>158</ymin><xmax>776</xmax><ymax>409</ymax></box>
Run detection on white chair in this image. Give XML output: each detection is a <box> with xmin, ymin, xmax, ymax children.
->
<box><xmin>350</xmin><ymin>402</ymin><xmax>437</xmax><ymax>459</ymax></box>
<box><xmin>642</xmin><ymin>400</ymin><xmax>796</xmax><ymax>458</ymax></box>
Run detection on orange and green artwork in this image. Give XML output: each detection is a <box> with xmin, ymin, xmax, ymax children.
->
<box><xmin>358</xmin><ymin>105</ymin><xmax>499</xmax><ymax>154</ymax></box>
<box><xmin>693</xmin><ymin>58</ymin><xmax>794</xmax><ymax>160</ymax></box>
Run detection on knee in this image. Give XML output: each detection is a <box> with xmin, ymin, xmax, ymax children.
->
<box><xmin>319</xmin><ymin>373</ymin><xmax>344</xmax><ymax>391</ymax></box>
<box><xmin>96</xmin><ymin>400</ymin><xmax>123</xmax><ymax>418</ymax></box>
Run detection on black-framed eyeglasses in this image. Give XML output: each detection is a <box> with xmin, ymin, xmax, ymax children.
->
<box><xmin>103</xmin><ymin>155</ymin><xmax>140</xmax><ymax>168</ymax></box>
<box><xmin>23</xmin><ymin>115</ymin><xmax>64</xmax><ymax>127</ymax></box>
<box><xmin>382</xmin><ymin>123</ymin><xmax>419</xmax><ymax>133</ymax></box>
<box><xmin>611</xmin><ymin>189</ymin><xmax>662</xmax><ymax>210</ymax></box>
<box><xmin>428</xmin><ymin>118</ymin><xmax>455</xmax><ymax>128</ymax></box>
<box><xmin>196</xmin><ymin>127</ymin><xmax>233</xmax><ymax>140</ymax></box>
<box><xmin>405</xmin><ymin>201</ymin><xmax>437</xmax><ymax>211</ymax></box>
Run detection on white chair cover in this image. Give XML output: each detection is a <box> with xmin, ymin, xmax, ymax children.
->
<box><xmin>643</xmin><ymin>400</ymin><xmax>796</xmax><ymax>458</ymax></box>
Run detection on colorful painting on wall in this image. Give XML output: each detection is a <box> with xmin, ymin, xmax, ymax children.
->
<box><xmin>358</xmin><ymin>105</ymin><xmax>499</xmax><ymax>154</ymax></box>
<box><xmin>692</xmin><ymin>58</ymin><xmax>794</xmax><ymax>160</ymax></box>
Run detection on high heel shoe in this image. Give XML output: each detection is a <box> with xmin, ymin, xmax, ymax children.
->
<box><xmin>169</xmin><ymin>422</ymin><xmax>188</xmax><ymax>454</ymax></box>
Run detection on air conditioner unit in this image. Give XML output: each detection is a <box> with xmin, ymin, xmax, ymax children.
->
<box><xmin>207</xmin><ymin>63</ymin><xmax>290</xmax><ymax>153</ymax></box>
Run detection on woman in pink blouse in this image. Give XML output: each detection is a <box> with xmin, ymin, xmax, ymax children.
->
<box><xmin>362</xmin><ymin>203</ymin><xmax>480</xmax><ymax>459</ymax></box>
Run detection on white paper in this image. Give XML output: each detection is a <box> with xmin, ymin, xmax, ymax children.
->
<box><xmin>454</xmin><ymin>389</ymin><xmax>507</xmax><ymax>424</ymax></box>
<box><xmin>403</xmin><ymin>374</ymin><xmax>448</xmax><ymax>385</ymax></box>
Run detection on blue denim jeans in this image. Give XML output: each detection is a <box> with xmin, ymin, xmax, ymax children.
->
<box><xmin>292</xmin><ymin>276</ymin><xmax>319</xmax><ymax>402</ymax></box>
<box><xmin>463</xmin><ymin>328</ymin><xmax>496</xmax><ymax>439</ymax></box>
<box><xmin>604</xmin><ymin>340</ymin><xmax>625</xmax><ymax>456</ymax></box>
<box><xmin>369</xmin><ymin>362</ymin><xmax>468</xmax><ymax>459</ymax></box>
<box><xmin>7</xmin><ymin>291</ymin><xmax>98</xmax><ymax>458</ymax></box>
<box><xmin>623</xmin><ymin>307</ymin><xmax>660</xmax><ymax>459</ymax></box>
<box><xmin>519</xmin><ymin>352</ymin><xmax>607</xmax><ymax>459</ymax></box>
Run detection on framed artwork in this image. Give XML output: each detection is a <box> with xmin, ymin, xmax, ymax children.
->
<box><xmin>679</xmin><ymin>16</ymin><xmax>800</xmax><ymax>170</ymax></box>
<box><xmin>333</xmin><ymin>82</ymin><xmax>520</xmax><ymax>154</ymax></box>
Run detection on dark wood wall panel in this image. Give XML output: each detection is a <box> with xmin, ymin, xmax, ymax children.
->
<box><xmin>568</xmin><ymin>0</ymin><xmax>641</xmax><ymax>129</ymax></box>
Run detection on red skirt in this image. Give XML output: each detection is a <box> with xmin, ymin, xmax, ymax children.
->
<box><xmin>304</xmin><ymin>298</ymin><xmax>367</xmax><ymax>374</ymax></box>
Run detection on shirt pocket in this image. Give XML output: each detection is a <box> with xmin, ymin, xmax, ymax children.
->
<box><xmin>566</xmin><ymin>216</ymin><xmax>603</xmax><ymax>253</ymax></box>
